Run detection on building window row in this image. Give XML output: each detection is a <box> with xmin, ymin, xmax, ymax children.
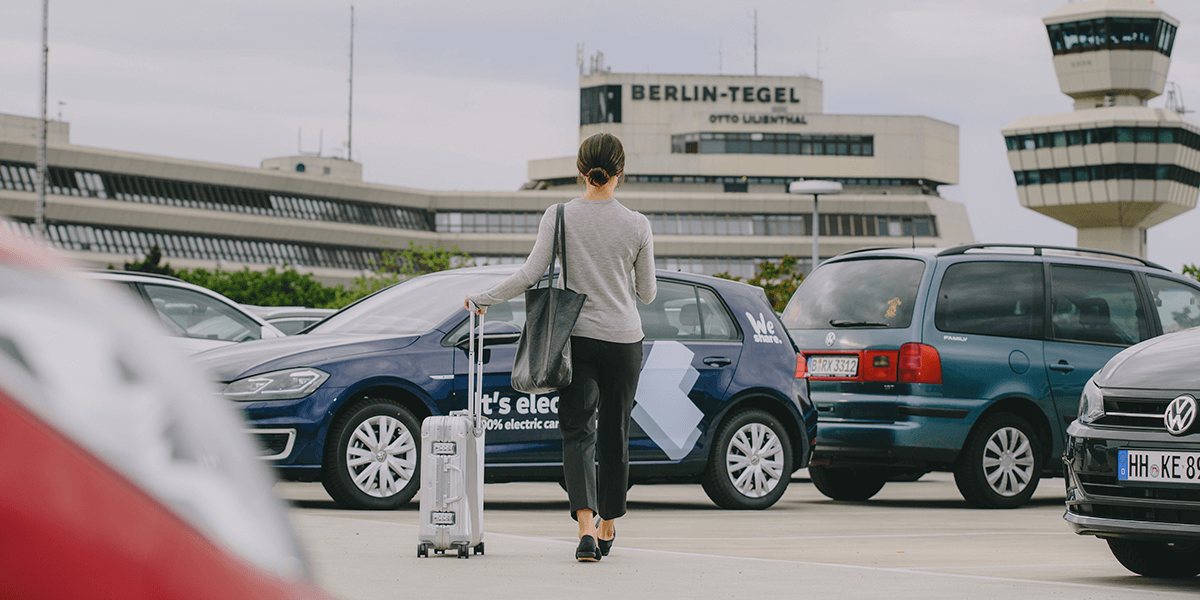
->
<box><xmin>1046</xmin><ymin>17</ymin><xmax>1176</xmax><ymax>57</ymax></box>
<box><xmin>1004</xmin><ymin>126</ymin><xmax>1200</xmax><ymax>152</ymax></box>
<box><xmin>535</xmin><ymin>174</ymin><xmax>920</xmax><ymax>190</ymax></box>
<box><xmin>436</xmin><ymin>212</ymin><xmax>542</xmax><ymax>234</ymax></box>
<box><xmin>1012</xmin><ymin>163</ymin><xmax>1200</xmax><ymax>188</ymax></box>
<box><xmin>433</xmin><ymin>209</ymin><xmax>937</xmax><ymax>238</ymax></box>
<box><xmin>0</xmin><ymin>160</ymin><xmax>435</xmax><ymax>231</ymax></box>
<box><xmin>671</xmin><ymin>132</ymin><xmax>874</xmax><ymax>156</ymax></box>
<box><xmin>648</xmin><ymin>213</ymin><xmax>937</xmax><ymax>238</ymax></box>
<box><xmin>3</xmin><ymin>219</ymin><xmax>386</xmax><ymax>272</ymax></box>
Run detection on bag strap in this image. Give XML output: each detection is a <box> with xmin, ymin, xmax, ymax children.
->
<box><xmin>555</xmin><ymin>203</ymin><xmax>567</xmax><ymax>290</ymax></box>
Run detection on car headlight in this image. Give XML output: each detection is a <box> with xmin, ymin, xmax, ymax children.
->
<box><xmin>223</xmin><ymin>368</ymin><xmax>329</xmax><ymax>401</ymax></box>
<box><xmin>1078</xmin><ymin>378</ymin><xmax>1104</xmax><ymax>424</ymax></box>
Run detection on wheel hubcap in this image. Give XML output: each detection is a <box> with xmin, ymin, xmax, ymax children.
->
<box><xmin>982</xmin><ymin>426</ymin><xmax>1035</xmax><ymax>497</ymax></box>
<box><xmin>726</xmin><ymin>423</ymin><xmax>784</xmax><ymax>498</ymax></box>
<box><xmin>346</xmin><ymin>415</ymin><xmax>417</xmax><ymax>498</ymax></box>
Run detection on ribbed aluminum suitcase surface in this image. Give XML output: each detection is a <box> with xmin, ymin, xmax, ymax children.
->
<box><xmin>417</xmin><ymin>308</ymin><xmax>486</xmax><ymax>558</ymax></box>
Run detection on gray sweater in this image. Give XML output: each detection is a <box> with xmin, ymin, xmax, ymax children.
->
<box><xmin>466</xmin><ymin>198</ymin><xmax>656</xmax><ymax>343</ymax></box>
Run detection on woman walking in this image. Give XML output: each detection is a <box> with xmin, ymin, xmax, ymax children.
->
<box><xmin>465</xmin><ymin>133</ymin><xmax>656</xmax><ymax>562</ymax></box>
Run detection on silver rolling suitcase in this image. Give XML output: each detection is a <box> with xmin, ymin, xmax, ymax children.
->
<box><xmin>417</xmin><ymin>306</ymin><xmax>486</xmax><ymax>559</ymax></box>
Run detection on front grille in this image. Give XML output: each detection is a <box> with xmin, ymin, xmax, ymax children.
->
<box><xmin>1094</xmin><ymin>392</ymin><xmax>1179</xmax><ymax>431</ymax></box>
<box><xmin>1074</xmin><ymin>471</ymin><xmax>1200</xmax><ymax>525</ymax></box>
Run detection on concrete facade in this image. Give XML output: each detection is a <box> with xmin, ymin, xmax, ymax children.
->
<box><xmin>0</xmin><ymin>70</ymin><xmax>974</xmax><ymax>287</ymax></box>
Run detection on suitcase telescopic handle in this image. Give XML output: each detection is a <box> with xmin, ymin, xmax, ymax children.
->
<box><xmin>467</xmin><ymin>305</ymin><xmax>485</xmax><ymax>433</ymax></box>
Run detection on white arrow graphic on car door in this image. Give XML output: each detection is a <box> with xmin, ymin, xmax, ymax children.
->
<box><xmin>632</xmin><ymin>340</ymin><xmax>703</xmax><ymax>461</ymax></box>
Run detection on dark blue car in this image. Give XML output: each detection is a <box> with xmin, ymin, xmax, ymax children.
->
<box><xmin>195</xmin><ymin>265</ymin><xmax>814</xmax><ymax>510</ymax></box>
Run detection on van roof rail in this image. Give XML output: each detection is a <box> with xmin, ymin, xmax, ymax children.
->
<box><xmin>936</xmin><ymin>244</ymin><xmax>1168</xmax><ymax>271</ymax></box>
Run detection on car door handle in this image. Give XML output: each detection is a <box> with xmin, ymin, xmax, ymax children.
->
<box><xmin>1049</xmin><ymin>361</ymin><xmax>1075</xmax><ymax>373</ymax></box>
<box><xmin>703</xmin><ymin>356</ymin><xmax>732</xmax><ymax>367</ymax></box>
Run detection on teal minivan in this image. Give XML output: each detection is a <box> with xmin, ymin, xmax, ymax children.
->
<box><xmin>783</xmin><ymin>244</ymin><xmax>1200</xmax><ymax>508</ymax></box>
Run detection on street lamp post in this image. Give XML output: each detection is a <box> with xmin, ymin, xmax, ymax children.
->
<box><xmin>788</xmin><ymin>180</ymin><xmax>842</xmax><ymax>273</ymax></box>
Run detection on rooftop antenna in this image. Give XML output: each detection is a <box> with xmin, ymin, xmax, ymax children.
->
<box><xmin>576</xmin><ymin>43</ymin><xmax>585</xmax><ymax>76</ymax></box>
<box><xmin>816</xmin><ymin>36</ymin><xmax>823</xmax><ymax>80</ymax></box>
<box><xmin>753</xmin><ymin>9</ymin><xmax>758</xmax><ymax>76</ymax></box>
<box><xmin>1167</xmin><ymin>82</ymin><xmax>1194</xmax><ymax>115</ymax></box>
<box><xmin>297</xmin><ymin>127</ymin><xmax>302</xmax><ymax>154</ymax></box>
<box><xmin>319</xmin><ymin>128</ymin><xmax>324</xmax><ymax>157</ymax></box>
<box><xmin>718</xmin><ymin>37</ymin><xmax>723</xmax><ymax>75</ymax></box>
<box><xmin>347</xmin><ymin>5</ymin><xmax>354</xmax><ymax>162</ymax></box>
<box><xmin>57</xmin><ymin>100</ymin><xmax>65</xmax><ymax>122</ymax></box>
<box><xmin>34</xmin><ymin>0</ymin><xmax>49</xmax><ymax>239</ymax></box>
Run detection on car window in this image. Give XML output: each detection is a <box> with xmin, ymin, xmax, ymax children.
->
<box><xmin>638</xmin><ymin>281</ymin><xmax>736</xmax><ymax>341</ymax></box>
<box><xmin>270</xmin><ymin>318</ymin><xmax>317</xmax><ymax>336</ymax></box>
<box><xmin>781</xmin><ymin>258</ymin><xmax>924</xmax><ymax>329</ymax></box>
<box><xmin>142</xmin><ymin>284</ymin><xmax>263</xmax><ymax>342</ymax></box>
<box><xmin>313</xmin><ymin>271</ymin><xmax>508</xmax><ymax>336</ymax></box>
<box><xmin>696</xmin><ymin>287</ymin><xmax>738</xmax><ymax>340</ymax></box>
<box><xmin>1049</xmin><ymin>265</ymin><xmax>1148</xmax><ymax>346</ymax></box>
<box><xmin>1147</xmin><ymin>275</ymin><xmax>1200</xmax><ymax>334</ymax></box>
<box><xmin>444</xmin><ymin>297</ymin><xmax>526</xmax><ymax>346</ymax></box>
<box><xmin>935</xmin><ymin>262</ymin><xmax>1044</xmax><ymax>339</ymax></box>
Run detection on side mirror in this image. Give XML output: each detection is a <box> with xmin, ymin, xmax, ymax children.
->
<box><xmin>457</xmin><ymin>321</ymin><xmax>522</xmax><ymax>348</ymax></box>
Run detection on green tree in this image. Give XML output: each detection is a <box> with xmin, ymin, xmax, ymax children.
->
<box><xmin>121</xmin><ymin>245</ymin><xmax>174</xmax><ymax>275</ymax></box>
<box><xmin>174</xmin><ymin>266</ymin><xmax>353</xmax><ymax>309</ymax></box>
<box><xmin>1184</xmin><ymin>264</ymin><xmax>1199</xmax><ymax>281</ymax></box>
<box><xmin>378</xmin><ymin>241</ymin><xmax>475</xmax><ymax>276</ymax></box>
<box><xmin>713</xmin><ymin>255</ymin><xmax>805</xmax><ymax>312</ymax></box>
<box><xmin>116</xmin><ymin>241</ymin><xmax>475</xmax><ymax>309</ymax></box>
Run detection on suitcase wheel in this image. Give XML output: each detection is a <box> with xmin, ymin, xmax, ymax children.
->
<box><xmin>417</xmin><ymin>543</ymin><xmax>431</xmax><ymax>558</ymax></box>
<box><xmin>457</xmin><ymin>545</ymin><xmax>469</xmax><ymax>559</ymax></box>
<box><xmin>474</xmin><ymin>542</ymin><xmax>485</xmax><ymax>556</ymax></box>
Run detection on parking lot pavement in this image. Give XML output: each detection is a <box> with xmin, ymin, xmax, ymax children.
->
<box><xmin>279</xmin><ymin>474</ymin><xmax>1200</xmax><ymax>600</ymax></box>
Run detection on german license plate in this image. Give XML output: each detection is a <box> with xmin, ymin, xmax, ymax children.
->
<box><xmin>807</xmin><ymin>355</ymin><xmax>859</xmax><ymax>378</ymax></box>
<box><xmin>1118</xmin><ymin>449</ymin><xmax>1200</xmax><ymax>483</ymax></box>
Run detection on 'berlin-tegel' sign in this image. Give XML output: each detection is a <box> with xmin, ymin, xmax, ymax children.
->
<box><xmin>632</xmin><ymin>84</ymin><xmax>802</xmax><ymax>104</ymax></box>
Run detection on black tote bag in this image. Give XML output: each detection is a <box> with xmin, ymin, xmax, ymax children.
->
<box><xmin>510</xmin><ymin>203</ymin><xmax>587</xmax><ymax>395</ymax></box>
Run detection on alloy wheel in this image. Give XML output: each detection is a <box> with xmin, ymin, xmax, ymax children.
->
<box><xmin>725</xmin><ymin>422</ymin><xmax>786</xmax><ymax>498</ymax></box>
<box><xmin>345</xmin><ymin>415</ymin><xmax>417</xmax><ymax>498</ymax></box>
<box><xmin>981</xmin><ymin>426</ymin><xmax>1035</xmax><ymax>497</ymax></box>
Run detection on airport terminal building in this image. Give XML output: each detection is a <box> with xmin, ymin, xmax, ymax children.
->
<box><xmin>0</xmin><ymin>72</ymin><xmax>973</xmax><ymax>285</ymax></box>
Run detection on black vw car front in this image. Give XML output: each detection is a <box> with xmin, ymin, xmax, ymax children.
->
<box><xmin>1065</xmin><ymin>326</ymin><xmax>1200</xmax><ymax>578</ymax></box>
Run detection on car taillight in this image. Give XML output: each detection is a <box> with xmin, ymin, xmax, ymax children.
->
<box><xmin>898</xmin><ymin>343</ymin><xmax>941</xmax><ymax>384</ymax></box>
<box><xmin>861</xmin><ymin>350</ymin><xmax>899</xmax><ymax>382</ymax></box>
<box><xmin>795</xmin><ymin>353</ymin><xmax>808</xmax><ymax>378</ymax></box>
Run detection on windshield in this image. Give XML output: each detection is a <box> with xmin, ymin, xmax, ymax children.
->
<box><xmin>782</xmin><ymin>258</ymin><xmax>925</xmax><ymax>329</ymax></box>
<box><xmin>310</xmin><ymin>270</ymin><xmax>510</xmax><ymax>336</ymax></box>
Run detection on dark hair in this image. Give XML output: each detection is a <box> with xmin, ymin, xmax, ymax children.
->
<box><xmin>576</xmin><ymin>133</ymin><xmax>625</xmax><ymax>187</ymax></box>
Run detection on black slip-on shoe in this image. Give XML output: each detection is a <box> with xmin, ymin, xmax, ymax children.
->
<box><xmin>597</xmin><ymin>527</ymin><xmax>615</xmax><ymax>556</ymax></box>
<box><xmin>576</xmin><ymin>535</ymin><xmax>601</xmax><ymax>562</ymax></box>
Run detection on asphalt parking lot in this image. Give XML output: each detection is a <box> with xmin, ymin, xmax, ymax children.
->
<box><xmin>279</xmin><ymin>472</ymin><xmax>1200</xmax><ymax>599</ymax></box>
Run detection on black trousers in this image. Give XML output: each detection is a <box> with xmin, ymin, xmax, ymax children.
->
<box><xmin>558</xmin><ymin>336</ymin><xmax>643</xmax><ymax>521</ymax></box>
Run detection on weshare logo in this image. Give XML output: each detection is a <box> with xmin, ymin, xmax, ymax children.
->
<box><xmin>745</xmin><ymin>312</ymin><xmax>784</xmax><ymax>344</ymax></box>
<box><xmin>631</xmin><ymin>341</ymin><xmax>703</xmax><ymax>461</ymax></box>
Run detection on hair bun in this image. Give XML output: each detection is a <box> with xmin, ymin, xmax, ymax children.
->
<box><xmin>587</xmin><ymin>167</ymin><xmax>610</xmax><ymax>186</ymax></box>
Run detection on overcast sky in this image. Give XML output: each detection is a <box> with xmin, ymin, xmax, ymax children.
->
<box><xmin>2</xmin><ymin>0</ymin><xmax>1198</xmax><ymax>271</ymax></box>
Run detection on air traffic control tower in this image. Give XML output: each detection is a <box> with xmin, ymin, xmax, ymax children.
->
<box><xmin>1002</xmin><ymin>0</ymin><xmax>1198</xmax><ymax>258</ymax></box>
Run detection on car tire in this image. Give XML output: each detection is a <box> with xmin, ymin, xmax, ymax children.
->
<box><xmin>953</xmin><ymin>412</ymin><xmax>1041</xmax><ymax>509</ymax></box>
<box><xmin>322</xmin><ymin>399</ymin><xmax>421</xmax><ymax>510</ymax></box>
<box><xmin>809</xmin><ymin>465</ymin><xmax>887</xmax><ymax>501</ymax></box>
<box><xmin>1107</xmin><ymin>539</ymin><xmax>1200</xmax><ymax>578</ymax></box>
<box><xmin>701</xmin><ymin>408</ymin><xmax>793</xmax><ymax>510</ymax></box>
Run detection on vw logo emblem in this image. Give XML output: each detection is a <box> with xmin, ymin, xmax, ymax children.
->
<box><xmin>1164</xmin><ymin>395</ymin><xmax>1197</xmax><ymax>436</ymax></box>
<box><xmin>825</xmin><ymin>332</ymin><xmax>836</xmax><ymax>347</ymax></box>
